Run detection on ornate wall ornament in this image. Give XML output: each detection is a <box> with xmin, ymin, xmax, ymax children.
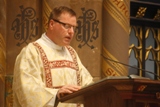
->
<box><xmin>154</xmin><ymin>9</ymin><xmax>160</xmax><ymax>20</ymax></box>
<box><xmin>136</xmin><ymin>7</ymin><xmax>147</xmax><ymax>18</ymax></box>
<box><xmin>76</xmin><ymin>8</ymin><xmax>99</xmax><ymax>49</ymax></box>
<box><xmin>156</xmin><ymin>92</ymin><xmax>160</xmax><ymax>99</ymax></box>
<box><xmin>11</xmin><ymin>5</ymin><xmax>39</xmax><ymax>46</ymax></box>
<box><xmin>137</xmin><ymin>85</ymin><xmax>147</xmax><ymax>92</ymax></box>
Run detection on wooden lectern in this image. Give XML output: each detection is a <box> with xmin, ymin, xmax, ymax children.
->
<box><xmin>59</xmin><ymin>78</ymin><xmax>160</xmax><ymax>107</ymax></box>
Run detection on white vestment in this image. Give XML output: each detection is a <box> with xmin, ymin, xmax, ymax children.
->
<box><xmin>13</xmin><ymin>33</ymin><xmax>93</xmax><ymax>107</ymax></box>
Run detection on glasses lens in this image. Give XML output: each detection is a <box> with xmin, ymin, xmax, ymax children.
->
<box><xmin>52</xmin><ymin>19</ymin><xmax>76</xmax><ymax>31</ymax></box>
<box><xmin>62</xmin><ymin>23</ymin><xmax>76</xmax><ymax>31</ymax></box>
<box><xmin>63</xmin><ymin>24</ymin><xmax>70</xmax><ymax>29</ymax></box>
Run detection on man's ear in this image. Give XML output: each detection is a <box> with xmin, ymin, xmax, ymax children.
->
<box><xmin>49</xmin><ymin>20</ymin><xmax>55</xmax><ymax>28</ymax></box>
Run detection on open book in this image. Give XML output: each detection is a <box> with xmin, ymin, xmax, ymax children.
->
<box><xmin>105</xmin><ymin>74</ymin><xmax>150</xmax><ymax>80</ymax></box>
<box><xmin>82</xmin><ymin>74</ymin><xmax>150</xmax><ymax>89</ymax></box>
<box><xmin>129</xmin><ymin>74</ymin><xmax>150</xmax><ymax>79</ymax></box>
<box><xmin>84</xmin><ymin>75</ymin><xmax>149</xmax><ymax>88</ymax></box>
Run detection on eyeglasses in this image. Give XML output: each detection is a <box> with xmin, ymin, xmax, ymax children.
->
<box><xmin>52</xmin><ymin>19</ymin><xmax>77</xmax><ymax>31</ymax></box>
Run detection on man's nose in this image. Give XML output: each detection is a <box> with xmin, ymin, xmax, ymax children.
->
<box><xmin>68</xmin><ymin>27</ymin><xmax>75</xmax><ymax>33</ymax></box>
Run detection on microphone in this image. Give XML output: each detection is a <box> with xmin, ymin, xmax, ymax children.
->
<box><xmin>101</xmin><ymin>54</ymin><xmax>160</xmax><ymax>79</ymax></box>
<box><xmin>148</xmin><ymin>58</ymin><xmax>160</xmax><ymax>62</ymax></box>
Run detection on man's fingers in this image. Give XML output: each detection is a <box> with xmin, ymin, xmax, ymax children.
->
<box><xmin>57</xmin><ymin>85</ymin><xmax>81</xmax><ymax>99</ymax></box>
<box><xmin>64</xmin><ymin>85</ymin><xmax>81</xmax><ymax>91</ymax></box>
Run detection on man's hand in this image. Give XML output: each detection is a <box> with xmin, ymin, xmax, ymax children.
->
<box><xmin>57</xmin><ymin>85</ymin><xmax>81</xmax><ymax>99</ymax></box>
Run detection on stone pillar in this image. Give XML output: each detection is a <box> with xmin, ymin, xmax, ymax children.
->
<box><xmin>0</xmin><ymin>0</ymin><xmax>42</xmax><ymax>106</ymax></box>
<box><xmin>0</xmin><ymin>0</ymin><xmax>7</xmax><ymax>106</ymax></box>
<box><xmin>102</xmin><ymin>0</ymin><xmax>130</xmax><ymax>77</ymax></box>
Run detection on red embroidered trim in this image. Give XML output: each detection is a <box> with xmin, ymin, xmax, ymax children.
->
<box><xmin>33</xmin><ymin>42</ymin><xmax>80</xmax><ymax>87</ymax></box>
<box><xmin>49</xmin><ymin>60</ymin><xmax>77</xmax><ymax>70</ymax></box>
<box><xmin>33</xmin><ymin>42</ymin><xmax>53</xmax><ymax>88</ymax></box>
<box><xmin>66</xmin><ymin>46</ymin><xmax>81</xmax><ymax>107</ymax></box>
<box><xmin>66</xmin><ymin>46</ymin><xmax>79</xmax><ymax>71</ymax></box>
<box><xmin>66</xmin><ymin>46</ymin><xmax>81</xmax><ymax>86</ymax></box>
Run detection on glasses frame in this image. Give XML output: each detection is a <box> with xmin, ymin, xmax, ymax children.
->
<box><xmin>52</xmin><ymin>18</ymin><xmax>77</xmax><ymax>31</ymax></box>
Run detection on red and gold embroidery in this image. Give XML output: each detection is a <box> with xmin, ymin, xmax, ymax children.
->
<box><xmin>66</xmin><ymin>46</ymin><xmax>81</xmax><ymax>86</ymax></box>
<box><xmin>49</xmin><ymin>60</ymin><xmax>77</xmax><ymax>70</ymax></box>
<box><xmin>33</xmin><ymin>42</ymin><xmax>81</xmax><ymax>87</ymax></box>
<box><xmin>33</xmin><ymin>42</ymin><xmax>53</xmax><ymax>88</ymax></box>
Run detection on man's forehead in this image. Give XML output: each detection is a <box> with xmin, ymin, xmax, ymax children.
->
<box><xmin>59</xmin><ymin>12</ymin><xmax>76</xmax><ymax>18</ymax></box>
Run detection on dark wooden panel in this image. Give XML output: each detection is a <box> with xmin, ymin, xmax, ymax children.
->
<box><xmin>130</xmin><ymin>0</ymin><xmax>160</xmax><ymax>28</ymax></box>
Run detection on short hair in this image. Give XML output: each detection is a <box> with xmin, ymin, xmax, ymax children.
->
<box><xmin>48</xmin><ymin>6</ymin><xmax>76</xmax><ymax>23</ymax></box>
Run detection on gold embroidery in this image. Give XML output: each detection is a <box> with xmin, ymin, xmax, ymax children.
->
<box><xmin>33</xmin><ymin>42</ymin><xmax>53</xmax><ymax>88</ymax></box>
<box><xmin>66</xmin><ymin>46</ymin><xmax>81</xmax><ymax>86</ymax></box>
<box><xmin>33</xmin><ymin>43</ymin><xmax>81</xmax><ymax>88</ymax></box>
<box><xmin>49</xmin><ymin>60</ymin><xmax>77</xmax><ymax>70</ymax></box>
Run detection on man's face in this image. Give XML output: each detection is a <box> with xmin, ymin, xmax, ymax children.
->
<box><xmin>49</xmin><ymin>13</ymin><xmax>77</xmax><ymax>46</ymax></box>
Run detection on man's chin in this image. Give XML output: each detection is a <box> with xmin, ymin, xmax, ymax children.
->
<box><xmin>61</xmin><ymin>43</ymin><xmax>70</xmax><ymax>46</ymax></box>
<box><xmin>63</xmin><ymin>41</ymin><xmax>71</xmax><ymax>46</ymax></box>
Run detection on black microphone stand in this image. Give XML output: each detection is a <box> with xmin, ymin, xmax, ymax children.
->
<box><xmin>101</xmin><ymin>54</ymin><xmax>160</xmax><ymax>79</ymax></box>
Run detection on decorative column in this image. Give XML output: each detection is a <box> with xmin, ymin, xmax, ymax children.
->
<box><xmin>0</xmin><ymin>0</ymin><xmax>42</xmax><ymax>106</ymax></box>
<box><xmin>0</xmin><ymin>33</ymin><xmax>6</xmax><ymax>107</ymax></box>
<box><xmin>0</xmin><ymin>0</ymin><xmax>7</xmax><ymax>106</ymax></box>
<box><xmin>102</xmin><ymin>0</ymin><xmax>130</xmax><ymax>77</ymax></box>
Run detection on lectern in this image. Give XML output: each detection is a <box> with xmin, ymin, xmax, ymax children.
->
<box><xmin>59</xmin><ymin>78</ymin><xmax>160</xmax><ymax>107</ymax></box>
